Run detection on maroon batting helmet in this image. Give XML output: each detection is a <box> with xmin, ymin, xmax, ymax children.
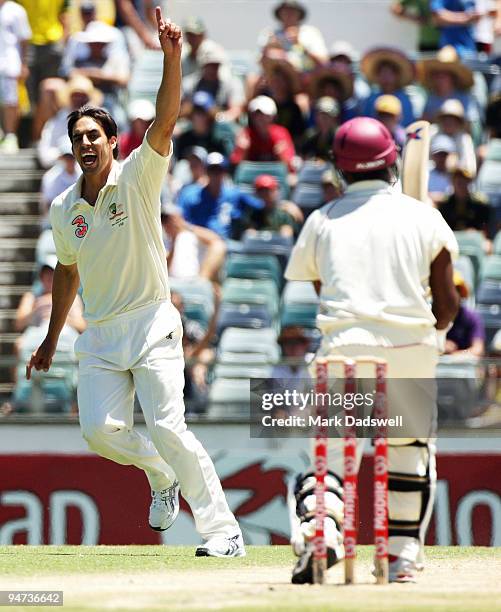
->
<box><xmin>333</xmin><ymin>116</ymin><xmax>397</xmax><ymax>173</ymax></box>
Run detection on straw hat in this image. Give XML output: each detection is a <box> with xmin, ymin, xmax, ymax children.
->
<box><xmin>360</xmin><ymin>47</ymin><xmax>415</xmax><ymax>88</ymax></box>
<box><xmin>307</xmin><ymin>62</ymin><xmax>354</xmax><ymax>101</ymax></box>
<box><xmin>417</xmin><ymin>46</ymin><xmax>474</xmax><ymax>91</ymax></box>
<box><xmin>261</xmin><ymin>49</ymin><xmax>302</xmax><ymax>94</ymax></box>
<box><xmin>57</xmin><ymin>75</ymin><xmax>103</xmax><ymax>108</ymax></box>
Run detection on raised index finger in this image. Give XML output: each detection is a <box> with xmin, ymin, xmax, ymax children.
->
<box><xmin>155</xmin><ymin>6</ymin><xmax>164</xmax><ymax>30</ymax></box>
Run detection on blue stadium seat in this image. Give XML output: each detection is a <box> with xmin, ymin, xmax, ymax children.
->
<box><xmin>241</xmin><ymin>231</ymin><xmax>293</xmax><ymax>271</ymax></box>
<box><xmin>476</xmin><ymin>303</ymin><xmax>501</xmax><ymax>345</ymax></box>
<box><xmin>476</xmin><ymin>279</ymin><xmax>501</xmax><ymax>305</ymax></box>
<box><xmin>216</xmin><ymin>303</ymin><xmax>273</xmax><ymax>337</ymax></box>
<box><xmin>234</xmin><ymin>161</ymin><xmax>289</xmax><ymax>199</ymax></box>
<box><xmin>224</xmin><ymin>253</ymin><xmax>282</xmax><ymax>290</ymax></box>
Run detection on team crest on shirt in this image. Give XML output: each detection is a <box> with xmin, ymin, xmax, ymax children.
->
<box><xmin>108</xmin><ymin>202</ymin><xmax>128</xmax><ymax>228</ymax></box>
<box><xmin>72</xmin><ymin>215</ymin><xmax>88</xmax><ymax>238</ymax></box>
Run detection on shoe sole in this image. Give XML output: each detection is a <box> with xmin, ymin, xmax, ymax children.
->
<box><xmin>148</xmin><ymin>507</ymin><xmax>180</xmax><ymax>532</ymax></box>
<box><xmin>195</xmin><ymin>547</ymin><xmax>246</xmax><ymax>558</ymax></box>
<box><xmin>291</xmin><ymin>548</ymin><xmax>338</xmax><ymax>584</ymax></box>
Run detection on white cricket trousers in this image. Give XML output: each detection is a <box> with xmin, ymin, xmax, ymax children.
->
<box><xmin>314</xmin><ymin>341</ymin><xmax>439</xmax><ymax>564</ymax></box>
<box><xmin>74</xmin><ymin>301</ymin><xmax>241</xmax><ymax>541</ymax></box>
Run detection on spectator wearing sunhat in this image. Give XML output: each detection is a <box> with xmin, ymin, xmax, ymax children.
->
<box><xmin>307</xmin><ymin>61</ymin><xmax>358</xmax><ymax>123</ymax></box>
<box><xmin>36</xmin><ymin>75</ymin><xmax>103</xmax><ymax>168</ymax></box>
<box><xmin>418</xmin><ymin>46</ymin><xmax>478</xmax><ymax>125</ymax></box>
<box><xmin>118</xmin><ymin>99</ymin><xmax>155</xmax><ymax>159</ymax></box>
<box><xmin>68</xmin><ymin>20</ymin><xmax>130</xmax><ymax>126</ymax></box>
<box><xmin>182</xmin><ymin>17</ymin><xmax>212</xmax><ymax>77</ymax></box>
<box><xmin>182</xmin><ymin>42</ymin><xmax>245</xmax><ymax>123</ymax></box>
<box><xmin>428</xmin><ymin>134</ymin><xmax>455</xmax><ymax>201</ymax></box>
<box><xmin>271</xmin><ymin>326</ymin><xmax>313</xmax><ymax>393</ymax></box>
<box><xmin>300</xmin><ymin>96</ymin><xmax>340</xmax><ymax>161</ymax></box>
<box><xmin>258</xmin><ymin>50</ymin><xmax>307</xmax><ymax>146</ymax></box>
<box><xmin>438</xmin><ymin>165</ymin><xmax>490</xmax><ymax>233</ymax></box>
<box><xmin>231</xmin><ymin>95</ymin><xmax>296</xmax><ymax>170</ymax></box>
<box><xmin>433</xmin><ymin>98</ymin><xmax>476</xmax><ymax>176</ymax></box>
<box><xmin>176</xmin><ymin>90</ymin><xmax>234</xmax><ymax>160</ymax></box>
<box><xmin>259</xmin><ymin>1</ymin><xmax>328</xmax><ymax>72</ymax></box>
<box><xmin>177</xmin><ymin>152</ymin><xmax>263</xmax><ymax>239</ymax></box>
<box><xmin>430</xmin><ymin>0</ymin><xmax>479</xmax><ymax>58</ymax></box>
<box><xmin>360</xmin><ymin>47</ymin><xmax>416</xmax><ymax>126</ymax></box>
<box><xmin>374</xmin><ymin>94</ymin><xmax>406</xmax><ymax>151</ymax></box>
<box><xmin>445</xmin><ymin>271</ymin><xmax>485</xmax><ymax>357</ymax></box>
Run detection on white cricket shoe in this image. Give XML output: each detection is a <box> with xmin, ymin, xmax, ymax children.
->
<box><xmin>0</xmin><ymin>134</ymin><xmax>19</xmax><ymax>154</ymax></box>
<box><xmin>149</xmin><ymin>481</ymin><xmax>180</xmax><ymax>531</ymax></box>
<box><xmin>195</xmin><ymin>533</ymin><xmax>246</xmax><ymax>558</ymax></box>
<box><xmin>388</xmin><ymin>555</ymin><xmax>417</xmax><ymax>583</ymax></box>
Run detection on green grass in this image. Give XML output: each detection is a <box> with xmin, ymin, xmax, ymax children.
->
<box><xmin>0</xmin><ymin>545</ymin><xmax>295</xmax><ymax>576</ymax></box>
<box><xmin>1</xmin><ymin>546</ymin><xmax>500</xmax><ymax>611</ymax></box>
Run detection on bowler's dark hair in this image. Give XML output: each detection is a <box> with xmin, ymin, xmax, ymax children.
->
<box><xmin>67</xmin><ymin>105</ymin><xmax>119</xmax><ymax>159</ymax></box>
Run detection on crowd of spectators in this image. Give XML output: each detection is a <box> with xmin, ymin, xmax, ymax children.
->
<box><xmin>1</xmin><ymin>0</ymin><xmax>501</xmax><ymax>414</ymax></box>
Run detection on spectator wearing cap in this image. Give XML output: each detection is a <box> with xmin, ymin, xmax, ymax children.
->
<box><xmin>438</xmin><ymin>165</ymin><xmax>490</xmax><ymax>233</ymax></box>
<box><xmin>118</xmin><ymin>98</ymin><xmax>155</xmax><ymax>159</ymax></box>
<box><xmin>67</xmin><ymin>20</ymin><xmax>131</xmax><ymax>125</ymax></box>
<box><xmin>259</xmin><ymin>1</ymin><xmax>328</xmax><ymax>72</ymax></box>
<box><xmin>374</xmin><ymin>94</ymin><xmax>406</xmax><ymax>151</ymax></box>
<box><xmin>445</xmin><ymin>271</ymin><xmax>485</xmax><ymax>357</ymax></box>
<box><xmin>182</xmin><ymin>42</ymin><xmax>245</xmax><ymax>123</ymax></box>
<box><xmin>37</xmin><ymin>75</ymin><xmax>103</xmax><ymax>168</ymax></box>
<box><xmin>360</xmin><ymin>47</ymin><xmax>416</xmax><ymax>126</ymax></box>
<box><xmin>390</xmin><ymin>0</ymin><xmax>441</xmax><ymax>52</ymax></box>
<box><xmin>161</xmin><ymin>202</ymin><xmax>226</xmax><ymax>282</ymax></box>
<box><xmin>429</xmin><ymin>134</ymin><xmax>455</xmax><ymax>201</ymax></box>
<box><xmin>418</xmin><ymin>46</ymin><xmax>479</xmax><ymax>126</ymax></box>
<box><xmin>430</xmin><ymin>0</ymin><xmax>480</xmax><ymax>58</ymax></box>
<box><xmin>434</xmin><ymin>98</ymin><xmax>476</xmax><ymax>175</ymax></box>
<box><xmin>186</xmin><ymin>146</ymin><xmax>209</xmax><ymax>185</ymax></box>
<box><xmin>0</xmin><ymin>0</ymin><xmax>31</xmax><ymax>153</ymax></box>
<box><xmin>181</xmin><ymin>17</ymin><xmax>221</xmax><ymax>78</ymax></box>
<box><xmin>231</xmin><ymin>95</ymin><xmax>296</xmax><ymax>170</ymax></box>
<box><xmin>300</xmin><ymin>96</ymin><xmax>339</xmax><ymax>161</ymax></box>
<box><xmin>257</xmin><ymin>52</ymin><xmax>307</xmax><ymax>146</ymax></box>
<box><xmin>61</xmin><ymin>3</ymin><xmax>128</xmax><ymax>80</ymax></box>
<box><xmin>329</xmin><ymin>41</ymin><xmax>371</xmax><ymax>103</ymax></box>
<box><xmin>237</xmin><ymin>174</ymin><xmax>298</xmax><ymax>238</ymax></box>
<box><xmin>40</xmin><ymin>138</ymin><xmax>81</xmax><ymax>220</ymax></box>
<box><xmin>176</xmin><ymin>91</ymin><xmax>234</xmax><ymax>160</ymax></box>
<box><xmin>177</xmin><ymin>152</ymin><xmax>264</xmax><ymax>239</ymax></box>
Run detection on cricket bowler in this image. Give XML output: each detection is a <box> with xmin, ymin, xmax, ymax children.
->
<box><xmin>26</xmin><ymin>7</ymin><xmax>245</xmax><ymax>558</ymax></box>
<box><xmin>285</xmin><ymin>117</ymin><xmax>459</xmax><ymax>583</ymax></box>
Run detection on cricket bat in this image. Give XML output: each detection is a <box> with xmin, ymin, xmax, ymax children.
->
<box><xmin>401</xmin><ymin>120</ymin><xmax>431</xmax><ymax>203</ymax></box>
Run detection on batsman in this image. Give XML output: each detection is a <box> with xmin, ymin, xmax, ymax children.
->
<box><xmin>26</xmin><ymin>8</ymin><xmax>244</xmax><ymax>558</ymax></box>
<box><xmin>285</xmin><ymin>117</ymin><xmax>459</xmax><ymax>583</ymax></box>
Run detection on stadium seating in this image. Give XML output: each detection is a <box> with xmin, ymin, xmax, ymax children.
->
<box><xmin>480</xmin><ymin>255</ymin><xmax>501</xmax><ymax>281</ymax></box>
<box><xmin>221</xmin><ymin>278</ymin><xmax>279</xmax><ymax>318</ymax></box>
<box><xmin>218</xmin><ymin>327</ymin><xmax>280</xmax><ymax>362</ymax></box>
<box><xmin>216</xmin><ymin>302</ymin><xmax>273</xmax><ymax>337</ymax></box>
<box><xmin>224</xmin><ymin>253</ymin><xmax>282</xmax><ymax>290</ymax></box>
<box><xmin>476</xmin><ymin>303</ymin><xmax>501</xmax><ymax>345</ymax></box>
<box><xmin>234</xmin><ymin>161</ymin><xmax>289</xmax><ymax>199</ymax></box>
<box><xmin>454</xmin><ymin>231</ymin><xmax>485</xmax><ymax>287</ymax></box>
<box><xmin>241</xmin><ymin>231</ymin><xmax>293</xmax><ymax>271</ymax></box>
<box><xmin>494</xmin><ymin>231</ymin><xmax>501</xmax><ymax>256</ymax></box>
<box><xmin>292</xmin><ymin>161</ymin><xmax>332</xmax><ymax>213</ymax></box>
<box><xmin>436</xmin><ymin>356</ymin><xmax>482</xmax><ymax>422</ymax></box>
<box><xmin>208</xmin><ymin>377</ymin><xmax>250</xmax><ymax>418</ymax></box>
<box><xmin>169</xmin><ymin>277</ymin><xmax>215</xmax><ymax>327</ymax></box>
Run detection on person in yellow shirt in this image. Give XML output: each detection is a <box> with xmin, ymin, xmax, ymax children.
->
<box><xmin>17</xmin><ymin>0</ymin><xmax>70</xmax><ymax>139</ymax></box>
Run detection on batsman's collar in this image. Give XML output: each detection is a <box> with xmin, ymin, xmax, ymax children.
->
<box><xmin>345</xmin><ymin>179</ymin><xmax>392</xmax><ymax>194</ymax></box>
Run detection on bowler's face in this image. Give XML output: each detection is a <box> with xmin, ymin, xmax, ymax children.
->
<box><xmin>71</xmin><ymin>116</ymin><xmax>116</xmax><ymax>176</ymax></box>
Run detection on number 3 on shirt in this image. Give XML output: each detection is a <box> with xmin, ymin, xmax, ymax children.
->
<box><xmin>72</xmin><ymin>215</ymin><xmax>88</xmax><ymax>238</ymax></box>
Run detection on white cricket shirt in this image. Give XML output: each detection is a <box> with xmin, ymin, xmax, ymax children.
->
<box><xmin>50</xmin><ymin>135</ymin><xmax>174</xmax><ymax>325</ymax></box>
<box><xmin>285</xmin><ymin>180</ymin><xmax>458</xmax><ymax>348</ymax></box>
